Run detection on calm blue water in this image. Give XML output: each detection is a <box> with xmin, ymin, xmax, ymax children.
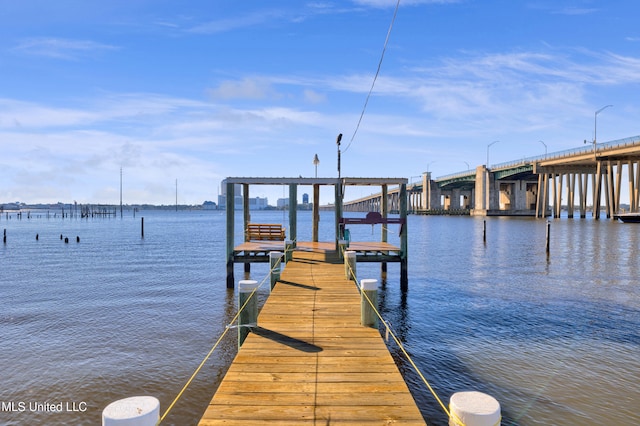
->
<box><xmin>0</xmin><ymin>210</ymin><xmax>638</xmax><ymax>425</ymax></box>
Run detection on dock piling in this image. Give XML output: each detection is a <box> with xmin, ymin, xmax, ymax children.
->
<box><xmin>344</xmin><ymin>250</ymin><xmax>356</xmax><ymax>281</ymax></box>
<box><xmin>102</xmin><ymin>396</ymin><xmax>159</xmax><ymax>426</ymax></box>
<box><xmin>449</xmin><ymin>391</ymin><xmax>500</xmax><ymax>426</ymax></box>
<box><xmin>546</xmin><ymin>221</ymin><xmax>550</xmax><ymax>253</ymax></box>
<box><xmin>338</xmin><ymin>239</ymin><xmax>348</xmax><ymax>260</ymax></box>
<box><xmin>269</xmin><ymin>251</ymin><xmax>283</xmax><ymax>290</ymax></box>
<box><xmin>360</xmin><ymin>278</ymin><xmax>379</xmax><ymax>328</ymax></box>
<box><xmin>238</xmin><ymin>279</ymin><xmax>258</xmax><ymax>347</ymax></box>
<box><xmin>284</xmin><ymin>240</ymin><xmax>293</xmax><ymax>262</ymax></box>
<box><xmin>483</xmin><ymin>220</ymin><xmax>487</xmax><ymax>243</ymax></box>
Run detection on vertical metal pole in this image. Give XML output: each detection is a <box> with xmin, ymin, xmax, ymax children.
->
<box><xmin>226</xmin><ymin>182</ymin><xmax>235</xmax><ymax>288</ymax></box>
<box><xmin>289</xmin><ymin>184</ymin><xmax>297</xmax><ymax>246</ymax></box>
<box><xmin>335</xmin><ymin>180</ymin><xmax>343</xmax><ymax>250</ymax></box>
<box><xmin>243</xmin><ymin>184</ymin><xmax>250</xmax><ymax>273</ymax></box>
<box><xmin>399</xmin><ymin>183</ymin><xmax>408</xmax><ymax>290</ymax></box>
<box><xmin>381</xmin><ymin>184</ymin><xmax>388</xmax><ymax>277</ymax></box>
<box><xmin>336</xmin><ymin>133</ymin><xmax>342</xmax><ymax>178</ymax></box>
<box><xmin>312</xmin><ymin>184</ymin><xmax>320</xmax><ymax>242</ymax></box>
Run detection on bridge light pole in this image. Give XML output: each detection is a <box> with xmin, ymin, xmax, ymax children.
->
<box><xmin>590</xmin><ymin>105</ymin><xmax>612</xmax><ymax>159</ymax></box>
<box><xmin>487</xmin><ymin>141</ymin><xmax>499</xmax><ymax>169</ymax></box>
<box><xmin>539</xmin><ymin>140</ymin><xmax>547</xmax><ymax>156</ymax></box>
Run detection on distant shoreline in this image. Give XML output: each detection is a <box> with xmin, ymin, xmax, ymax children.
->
<box><xmin>0</xmin><ymin>203</ymin><xmax>215</xmax><ymax>212</ymax></box>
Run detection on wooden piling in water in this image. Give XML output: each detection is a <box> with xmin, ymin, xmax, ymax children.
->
<box><xmin>238</xmin><ymin>279</ymin><xmax>258</xmax><ymax>348</ymax></box>
<box><xmin>546</xmin><ymin>221</ymin><xmax>550</xmax><ymax>253</ymax></box>
<box><xmin>483</xmin><ymin>220</ymin><xmax>487</xmax><ymax>243</ymax></box>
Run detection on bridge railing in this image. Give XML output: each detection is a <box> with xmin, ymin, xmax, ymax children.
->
<box><xmin>435</xmin><ymin>169</ymin><xmax>476</xmax><ymax>182</ymax></box>
<box><xmin>490</xmin><ymin>135</ymin><xmax>640</xmax><ymax>170</ymax></box>
<box><xmin>434</xmin><ymin>135</ymin><xmax>640</xmax><ymax>181</ymax></box>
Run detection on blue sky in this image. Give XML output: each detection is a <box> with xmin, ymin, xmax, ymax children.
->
<box><xmin>2</xmin><ymin>0</ymin><xmax>640</xmax><ymax>205</ymax></box>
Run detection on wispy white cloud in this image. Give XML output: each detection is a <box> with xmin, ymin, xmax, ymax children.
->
<box><xmin>351</xmin><ymin>0</ymin><xmax>460</xmax><ymax>7</ymax></box>
<box><xmin>303</xmin><ymin>89</ymin><xmax>327</xmax><ymax>104</ymax></box>
<box><xmin>0</xmin><ymin>95</ymin><xmax>207</xmax><ymax>130</ymax></box>
<box><xmin>188</xmin><ymin>10</ymin><xmax>288</xmax><ymax>34</ymax></box>
<box><xmin>551</xmin><ymin>7</ymin><xmax>598</xmax><ymax>16</ymax></box>
<box><xmin>207</xmin><ymin>78</ymin><xmax>282</xmax><ymax>101</ymax></box>
<box><xmin>13</xmin><ymin>37</ymin><xmax>119</xmax><ymax>60</ymax></box>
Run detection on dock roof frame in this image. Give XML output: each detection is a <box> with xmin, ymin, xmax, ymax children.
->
<box><xmin>224</xmin><ymin>176</ymin><xmax>408</xmax><ymax>289</ymax></box>
<box><xmin>224</xmin><ymin>177</ymin><xmax>408</xmax><ymax>186</ymax></box>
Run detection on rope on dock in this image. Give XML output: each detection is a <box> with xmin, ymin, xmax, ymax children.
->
<box><xmin>340</xmin><ymin>244</ymin><xmax>467</xmax><ymax>425</ymax></box>
<box><xmin>157</xmin><ymin>254</ymin><xmax>284</xmax><ymax>424</ymax></box>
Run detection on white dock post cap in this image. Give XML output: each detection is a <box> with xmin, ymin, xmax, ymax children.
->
<box><xmin>102</xmin><ymin>396</ymin><xmax>159</xmax><ymax>426</ymax></box>
<box><xmin>449</xmin><ymin>391</ymin><xmax>501</xmax><ymax>426</ymax></box>
<box><xmin>360</xmin><ymin>278</ymin><xmax>378</xmax><ymax>291</ymax></box>
<box><xmin>238</xmin><ymin>279</ymin><xmax>259</xmax><ymax>293</ymax></box>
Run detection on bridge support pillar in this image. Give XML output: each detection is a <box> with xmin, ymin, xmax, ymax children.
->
<box><xmin>472</xmin><ymin>166</ymin><xmax>498</xmax><ymax>215</ymax></box>
<box><xmin>421</xmin><ymin>172</ymin><xmax>430</xmax><ymax>210</ymax></box>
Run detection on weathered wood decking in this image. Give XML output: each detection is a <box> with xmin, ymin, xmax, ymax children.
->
<box><xmin>199</xmin><ymin>246</ymin><xmax>426</xmax><ymax>425</ymax></box>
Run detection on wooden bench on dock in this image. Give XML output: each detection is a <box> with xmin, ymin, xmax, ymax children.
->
<box><xmin>246</xmin><ymin>223</ymin><xmax>286</xmax><ymax>241</ymax></box>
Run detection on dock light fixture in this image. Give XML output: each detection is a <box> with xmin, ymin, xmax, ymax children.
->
<box><xmin>313</xmin><ymin>154</ymin><xmax>320</xmax><ymax>178</ymax></box>
<box><xmin>336</xmin><ymin>133</ymin><xmax>343</xmax><ymax>178</ymax></box>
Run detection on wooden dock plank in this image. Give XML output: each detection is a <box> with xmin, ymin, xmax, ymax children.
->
<box><xmin>199</xmin><ymin>249</ymin><xmax>425</xmax><ymax>425</ymax></box>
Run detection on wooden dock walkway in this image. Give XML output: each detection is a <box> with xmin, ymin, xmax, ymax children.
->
<box><xmin>199</xmin><ymin>246</ymin><xmax>426</xmax><ymax>425</ymax></box>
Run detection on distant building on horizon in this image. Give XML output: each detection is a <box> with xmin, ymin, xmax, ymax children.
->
<box><xmin>202</xmin><ymin>201</ymin><xmax>217</xmax><ymax>210</ymax></box>
<box><xmin>218</xmin><ymin>180</ymin><xmax>268</xmax><ymax>210</ymax></box>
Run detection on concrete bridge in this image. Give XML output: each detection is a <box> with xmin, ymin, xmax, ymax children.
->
<box><xmin>344</xmin><ymin>135</ymin><xmax>640</xmax><ymax>219</ymax></box>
